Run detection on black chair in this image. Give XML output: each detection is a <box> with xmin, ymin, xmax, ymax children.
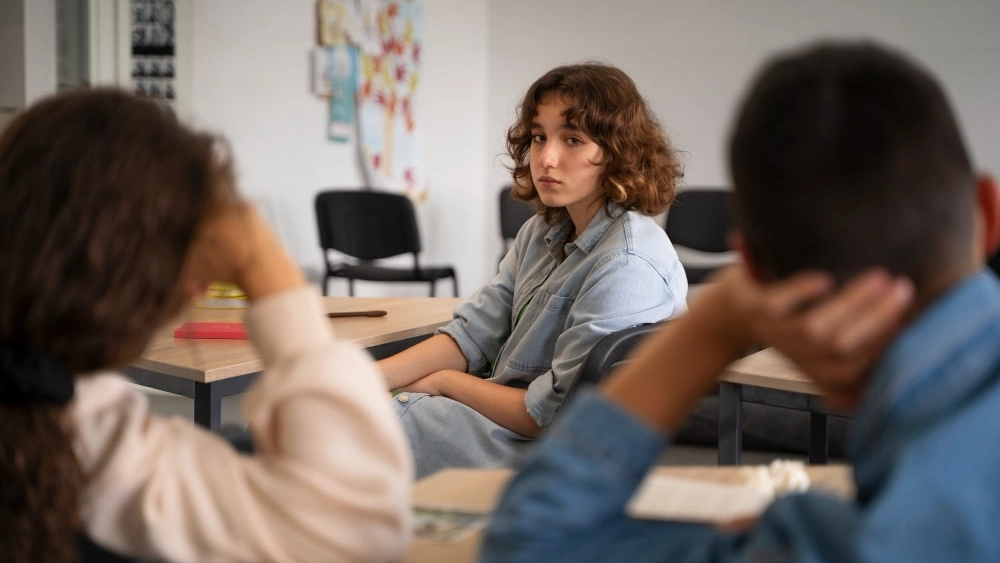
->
<box><xmin>664</xmin><ymin>188</ymin><xmax>735</xmax><ymax>285</ymax></box>
<box><xmin>575</xmin><ymin>323</ymin><xmax>663</xmax><ymax>388</ymax></box>
<box><xmin>499</xmin><ymin>185</ymin><xmax>536</xmax><ymax>262</ymax></box>
<box><xmin>315</xmin><ymin>190</ymin><xmax>458</xmax><ymax>297</ymax></box>
<box><xmin>77</xmin><ymin>537</ymin><xmax>155</xmax><ymax>563</ymax></box>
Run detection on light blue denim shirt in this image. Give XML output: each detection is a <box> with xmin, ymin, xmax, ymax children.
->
<box><xmin>440</xmin><ymin>204</ymin><xmax>687</xmax><ymax>427</ymax></box>
<box><xmin>483</xmin><ymin>270</ymin><xmax>1000</xmax><ymax>562</ymax></box>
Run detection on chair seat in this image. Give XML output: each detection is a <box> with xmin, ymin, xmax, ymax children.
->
<box><xmin>331</xmin><ymin>262</ymin><xmax>456</xmax><ymax>283</ymax></box>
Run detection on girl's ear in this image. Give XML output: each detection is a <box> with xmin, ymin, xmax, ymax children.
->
<box><xmin>729</xmin><ymin>231</ymin><xmax>765</xmax><ymax>282</ymax></box>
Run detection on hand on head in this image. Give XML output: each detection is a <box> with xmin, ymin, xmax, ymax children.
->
<box><xmin>697</xmin><ymin>264</ymin><xmax>914</xmax><ymax>410</ymax></box>
<box><xmin>182</xmin><ymin>203</ymin><xmax>304</xmax><ymax>302</ymax></box>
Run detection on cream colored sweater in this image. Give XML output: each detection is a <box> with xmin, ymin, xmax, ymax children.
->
<box><xmin>71</xmin><ymin>287</ymin><xmax>413</xmax><ymax>562</ymax></box>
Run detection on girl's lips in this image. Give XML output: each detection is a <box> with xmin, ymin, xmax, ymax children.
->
<box><xmin>537</xmin><ymin>176</ymin><xmax>560</xmax><ymax>186</ymax></box>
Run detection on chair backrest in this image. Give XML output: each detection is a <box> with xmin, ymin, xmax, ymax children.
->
<box><xmin>315</xmin><ymin>189</ymin><xmax>422</xmax><ymax>260</ymax></box>
<box><xmin>576</xmin><ymin>322</ymin><xmax>664</xmax><ymax>387</ymax></box>
<box><xmin>499</xmin><ymin>185</ymin><xmax>536</xmax><ymax>243</ymax></box>
<box><xmin>664</xmin><ymin>189</ymin><xmax>732</xmax><ymax>253</ymax></box>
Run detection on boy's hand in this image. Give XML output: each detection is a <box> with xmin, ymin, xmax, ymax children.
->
<box><xmin>755</xmin><ymin>270</ymin><xmax>913</xmax><ymax>410</ymax></box>
<box><xmin>704</xmin><ymin>265</ymin><xmax>914</xmax><ymax>410</ymax></box>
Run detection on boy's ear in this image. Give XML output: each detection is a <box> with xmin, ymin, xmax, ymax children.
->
<box><xmin>977</xmin><ymin>174</ymin><xmax>1000</xmax><ymax>259</ymax></box>
<box><xmin>728</xmin><ymin>231</ymin><xmax>765</xmax><ymax>282</ymax></box>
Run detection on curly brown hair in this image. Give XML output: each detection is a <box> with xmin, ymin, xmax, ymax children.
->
<box><xmin>506</xmin><ymin>63</ymin><xmax>684</xmax><ymax>224</ymax></box>
<box><xmin>0</xmin><ymin>89</ymin><xmax>236</xmax><ymax>562</ymax></box>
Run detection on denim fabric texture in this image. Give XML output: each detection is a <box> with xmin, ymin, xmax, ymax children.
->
<box><xmin>483</xmin><ymin>270</ymin><xmax>1000</xmax><ymax>562</ymax></box>
<box><xmin>396</xmin><ymin>204</ymin><xmax>687</xmax><ymax>478</ymax></box>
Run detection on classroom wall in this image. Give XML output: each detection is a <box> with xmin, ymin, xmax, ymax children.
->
<box><xmin>487</xmin><ymin>0</ymin><xmax>1000</xmax><ymax>218</ymax></box>
<box><xmin>10</xmin><ymin>1</ymin><xmax>1000</xmax><ymax>296</ymax></box>
<box><xmin>187</xmin><ymin>0</ymin><xmax>490</xmax><ymax>296</ymax></box>
<box><xmin>0</xmin><ymin>0</ymin><xmax>57</xmax><ymax>111</ymax></box>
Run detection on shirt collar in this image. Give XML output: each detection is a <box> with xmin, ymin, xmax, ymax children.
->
<box><xmin>542</xmin><ymin>203</ymin><xmax>627</xmax><ymax>259</ymax></box>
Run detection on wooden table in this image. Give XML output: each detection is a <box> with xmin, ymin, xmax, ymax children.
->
<box><xmin>719</xmin><ymin>348</ymin><xmax>839</xmax><ymax>466</ymax></box>
<box><xmin>126</xmin><ymin>296</ymin><xmax>460</xmax><ymax>428</ymax></box>
<box><xmin>405</xmin><ymin>465</ymin><xmax>854</xmax><ymax>563</ymax></box>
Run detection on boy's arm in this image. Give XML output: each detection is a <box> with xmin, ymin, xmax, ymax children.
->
<box><xmin>482</xmin><ymin>265</ymin><xmax>912</xmax><ymax>563</ymax></box>
<box><xmin>604</xmin><ymin>265</ymin><xmax>913</xmax><ymax>432</ymax></box>
<box><xmin>602</xmin><ymin>266</ymin><xmax>828</xmax><ymax>433</ymax></box>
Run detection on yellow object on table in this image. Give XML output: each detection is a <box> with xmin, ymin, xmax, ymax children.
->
<box><xmin>194</xmin><ymin>283</ymin><xmax>248</xmax><ymax>309</ymax></box>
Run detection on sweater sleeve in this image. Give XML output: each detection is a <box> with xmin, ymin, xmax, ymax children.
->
<box><xmin>73</xmin><ymin>286</ymin><xmax>412</xmax><ymax>563</ymax></box>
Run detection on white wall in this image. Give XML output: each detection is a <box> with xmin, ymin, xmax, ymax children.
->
<box><xmin>14</xmin><ymin>1</ymin><xmax>997</xmax><ymax>295</ymax></box>
<box><xmin>23</xmin><ymin>0</ymin><xmax>56</xmax><ymax>104</ymax></box>
<box><xmin>188</xmin><ymin>0</ymin><xmax>490</xmax><ymax>296</ymax></box>
<box><xmin>0</xmin><ymin>0</ymin><xmax>26</xmax><ymax>112</ymax></box>
<box><xmin>487</xmin><ymin>0</ymin><xmax>1000</xmax><ymax>211</ymax></box>
<box><xmin>1</xmin><ymin>0</ymin><xmax>57</xmax><ymax>111</ymax></box>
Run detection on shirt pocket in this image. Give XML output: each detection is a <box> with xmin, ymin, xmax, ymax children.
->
<box><xmin>504</xmin><ymin>291</ymin><xmax>575</xmax><ymax>374</ymax></box>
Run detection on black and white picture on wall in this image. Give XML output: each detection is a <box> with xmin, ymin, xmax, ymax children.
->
<box><xmin>131</xmin><ymin>0</ymin><xmax>176</xmax><ymax>106</ymax></box>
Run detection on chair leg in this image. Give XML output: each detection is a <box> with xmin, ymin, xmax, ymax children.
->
<box><xmin>451</xmin><ymin>275</ymin><xmax>459</xmax><ymax>297</ymax></box>
<box><xmin>321</xmin><ymin>276</ymin><xmax>328</xmax><ymax>296</ymax></box>
<box><xmin>347</xmin><ymin>279</ymin><xmax>355</xmax><ymax>297</ymax></box>
<box><xmin>429</xmin><ymin>280</ymin><xmax>437</xmax><ymax>297</ymax></box>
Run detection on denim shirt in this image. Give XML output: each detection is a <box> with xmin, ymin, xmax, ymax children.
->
<box><xmin>439</xmin><ymin>204</ymin><xmax>687</xmax><ymax>427</ymax></box>
<box><xmin>482</xmin><ymin>270</ymin><xmax>1000</xmax><ymax>563</ymax></box>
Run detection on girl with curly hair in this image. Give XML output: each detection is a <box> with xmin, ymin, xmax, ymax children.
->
<box><xmin>379</xmin><ymin>63</ymin><xmax>688</xmax><ymax>478</ymax></box>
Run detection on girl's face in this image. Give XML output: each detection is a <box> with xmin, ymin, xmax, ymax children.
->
<box><xmin>529</xmin><ymin>97</ymin><xmax>606</xmax><ymax>227</ymax></box>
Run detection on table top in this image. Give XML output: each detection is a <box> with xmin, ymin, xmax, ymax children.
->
<box><xmin>405</xmin><ymin>465</ymin><xmax>853</xmax><ymax>563</ymax></box>
<box><xmin>133</xmin><ymin>296</ymin><xmax>460</xmax><ymax>383</ymax></box>
<box><xmin>721</xmin><ymin>348</ymin><xmax>821</xmax><ymax>395</ymax></box>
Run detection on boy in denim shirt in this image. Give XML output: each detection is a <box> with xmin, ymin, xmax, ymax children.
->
<box><xmin>483</xmin><ymin>41</ymin><xmax>1000</xmax><ymax>562</ymax></box>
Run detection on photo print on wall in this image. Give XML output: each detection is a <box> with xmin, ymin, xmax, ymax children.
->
<box><xmin>131</xmin><ymin>0</ymin><xmax>176</xmax><ymax>107</ymax></box>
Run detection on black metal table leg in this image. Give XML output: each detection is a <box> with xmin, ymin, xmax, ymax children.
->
<box><xmin>718</xmin><ymin>382</ymin><xmax>744</xmax><ymax>465</ymax></box>
<box><xmin>809</xmin><ymin>411</ymin><xmax>830</xmax><ymax>465</ymax></box>
<box><xmin>193</xmin><ymin>381</ymin><xmax>222</xmax><ymax>429</ymax></box>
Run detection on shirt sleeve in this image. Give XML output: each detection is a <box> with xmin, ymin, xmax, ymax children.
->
<box><xmin>73</xmin><ymin>286</ymin><xmax>412</xmax><ymax>563</ymax></box>
<box><xmin>483</xmin><ymin>392</ymin><xmax>862</xmax><ymax>563</ymax></box>
<box><xmin>524</xmin><ymin>251</ymin><xmax>685</xmax><ymax>427</ymax></box>
<box><xmin>438</xmin><ymin>229</ymin><xmax>522</xmax><ymax>375</ymax></box>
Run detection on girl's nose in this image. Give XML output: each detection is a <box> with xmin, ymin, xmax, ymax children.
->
<box><xmin>539</xmin><ymin>142</ymin><xmax>558</xmax><ymax>168</ymax></box>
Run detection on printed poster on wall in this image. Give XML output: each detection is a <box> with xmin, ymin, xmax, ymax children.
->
<box><xmin>328</xmin><ymin>45</ymin><xmax>357</xmax><ymax>142</ymax></box>
<box><xmin>355</xmin><ymin>0</ymin><xmax>425</xmax><ymax>199</ymax></box>
<box><xmin>130</xmin><ymin>0</ymin><xmax>176</xmax><ymax>108</ymax></box>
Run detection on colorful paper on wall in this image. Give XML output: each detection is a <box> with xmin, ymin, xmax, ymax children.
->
<box><xmin>317</xmin><ymin>0</ymin><xmax>355</xmax><ymax>46</ymax></box>
<box><xmin>355</xmin><ymin>0</ymin><xmax>426</xmax><ymax>198</ymax></box>
<box><xmin>328</xmin><ymin>45</ymin><xmax>358</xmax><ymax>142</ymax></box>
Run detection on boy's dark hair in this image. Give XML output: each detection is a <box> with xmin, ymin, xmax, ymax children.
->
<box><xmin>729</xmin><ymin>42</ymin><xmax>976</xmax><ymax>288</ymax></box>
<box><xmin>507</xmin><ymin>63</ymin><xmax>684</xmax><ymax>223</ymax></box>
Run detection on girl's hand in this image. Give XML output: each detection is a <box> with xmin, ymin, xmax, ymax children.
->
<box><xmin>399</xmin><ymin>371</ymin><xmax>452</xmax><ymax>396</ymax></box>
<box><xmin>183</xmin><ymin>203</ymin><xmax>304</xmax><ymax>301</ymax></box>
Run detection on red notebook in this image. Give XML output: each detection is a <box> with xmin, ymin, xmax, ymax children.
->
<box><xmin>173</xmin><ymin>322</ymin><xmax>248</xmax><ymax>340</ymax></box>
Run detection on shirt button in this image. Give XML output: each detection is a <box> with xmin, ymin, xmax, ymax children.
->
<box><xmin>398</xmin><ymin>392</ymin><xmax>410</xmax><ymax>403</ymax></box>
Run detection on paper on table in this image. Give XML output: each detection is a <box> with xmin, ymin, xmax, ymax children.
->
<box><xmin>412</xmin><ymin>508</ymin><xmax>489</xmax><ymax>543</ymax></box>
<box><xmin>626</xmin><ymin>475</ymin><xmax>775</xmax><ymax>524</ymax></box>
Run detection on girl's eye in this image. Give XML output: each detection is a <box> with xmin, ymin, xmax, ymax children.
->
<box><xmin>566</xmin><ymin>137</ymin><xmax>583</xmax><ymax>147</ymax></box>
<box><xmin>531</xmin><ymin>134</ymin><xmax>545</xmax><ymax>143</ymax></box>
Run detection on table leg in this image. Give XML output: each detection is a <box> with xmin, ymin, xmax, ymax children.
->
<box><xmin>193</xmin><ymin>382</ymin><xmax>222</xmax><ymax>429</ymax></box>
<box><xmin>718</xmin><ymin>382</ymin><xmax>743</xmax><ymax>465</ymax></box>
<box><xmin>809</xmin><ymin>412</ymin><xmax>830</xmax><ymax>465</ymax></box>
